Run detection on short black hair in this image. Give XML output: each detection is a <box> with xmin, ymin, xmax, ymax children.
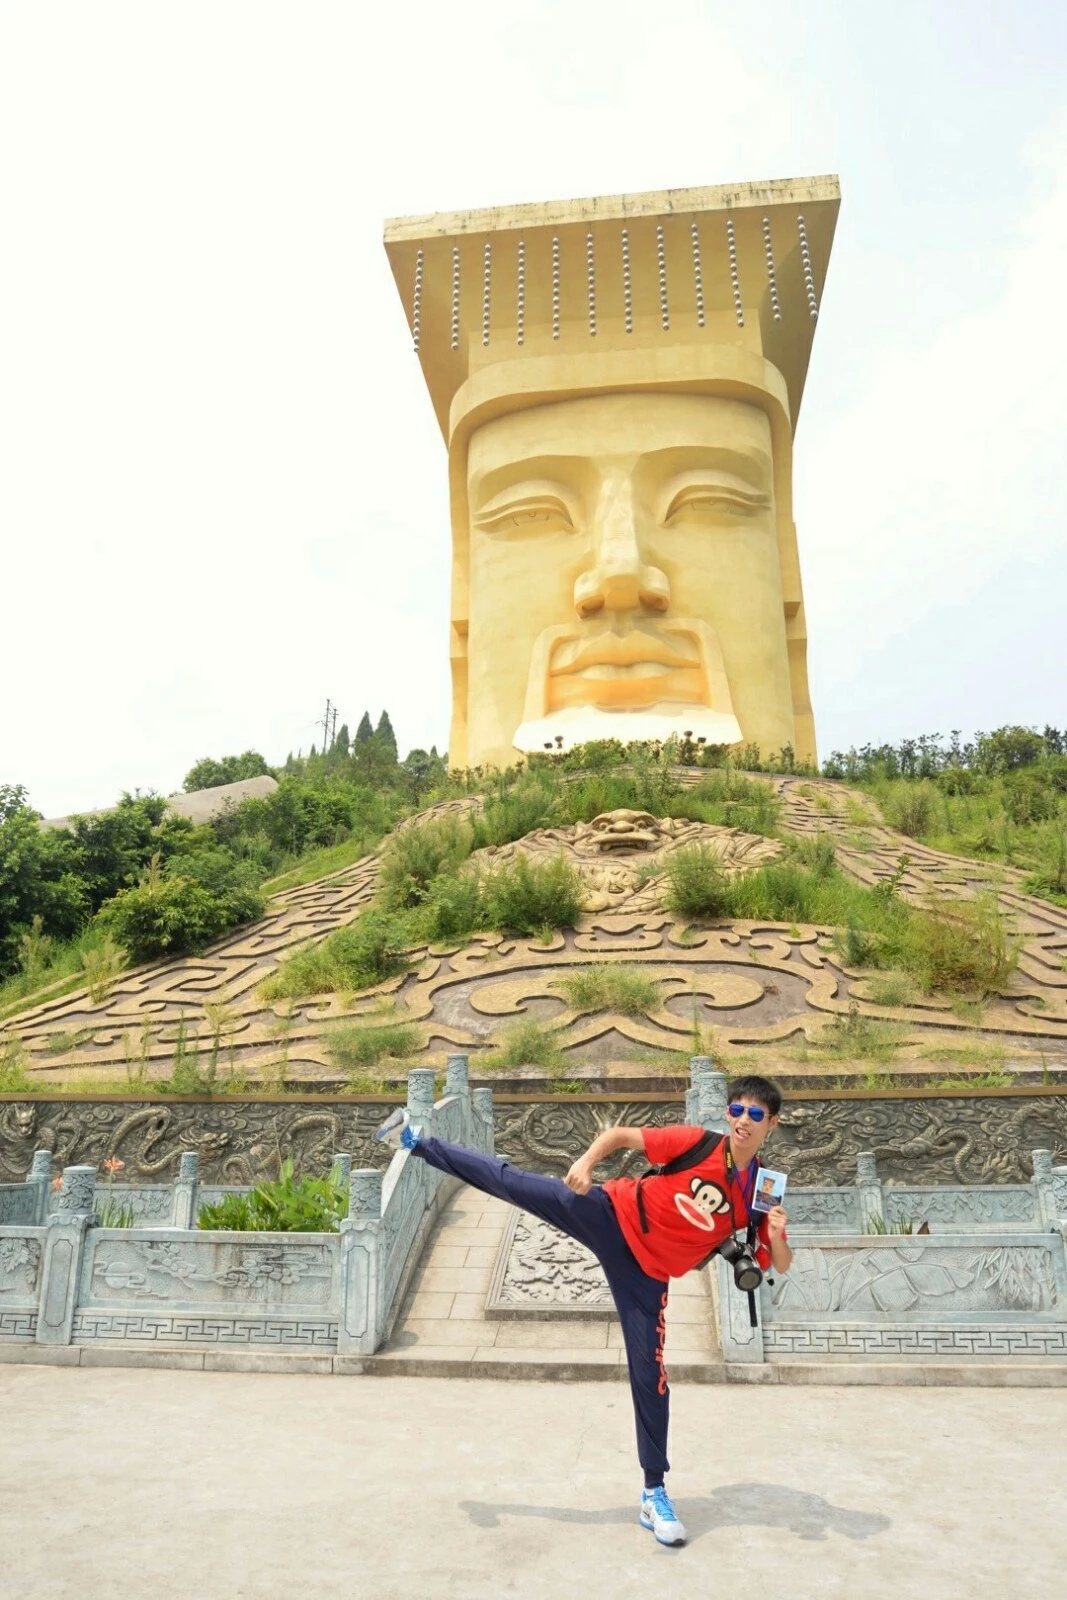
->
<box><xmin>725</xmin><ymin>1074</ymin><xmax>782</xmax><ymax>1117</ymax></box>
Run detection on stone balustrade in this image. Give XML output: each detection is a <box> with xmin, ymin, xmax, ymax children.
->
<box><xmin>0</xmin><ymin>1056</ymin><xmax>492</xmax><ymax>1354</ymax></box>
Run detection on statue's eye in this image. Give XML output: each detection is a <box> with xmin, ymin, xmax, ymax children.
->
<box><xmin>473</xmin><ymin>495</ymin><xmax>576</xmax><ymax>535</ymax></box>
<box><xmin>664</xmin><ymin>483</ymin><xmax>770</xmax><ymax>524</ymax></box>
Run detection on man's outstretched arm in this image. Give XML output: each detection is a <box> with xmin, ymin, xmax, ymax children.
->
<box><xmin>564</xmin><ymin>1126</ymin><xmax>646</xmax><ymax>1193</ymax></box>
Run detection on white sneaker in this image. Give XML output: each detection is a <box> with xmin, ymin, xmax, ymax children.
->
<box><xmin>374</xmin><ymin>1108</ymin><xmax>411</xmax><ymax>1149</ymax></box>
<box><xmin>640</xmin><ymin>1486</ymin><xmax>687</xmax><ymax>1547</ymax></box>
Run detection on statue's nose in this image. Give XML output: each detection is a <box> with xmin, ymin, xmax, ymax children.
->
<box><xmin>574</xmin><ymin>477</ymin><xmax>670</xmax><ymax>618</ymax></box>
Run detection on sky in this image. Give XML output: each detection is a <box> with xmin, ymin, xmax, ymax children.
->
<box><xmin>1</xmin><ymin>0</ymin><xmax>1065</xmax><ymax>817</ymax></box>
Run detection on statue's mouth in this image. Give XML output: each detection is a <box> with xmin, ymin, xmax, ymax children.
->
<box><xmin>548</xmin><ymin>625</ymin><xmax>705</xmax><ymax>709</ymax></box>
<box><xmin>513</xmin><ymin>617</ymin><xmax>743</xmax><ymax>753</ymax></box>
<box><xmin>551</xmin><ymin>631</ymin><xmax>699</xmax><ymax>675</ymax></box>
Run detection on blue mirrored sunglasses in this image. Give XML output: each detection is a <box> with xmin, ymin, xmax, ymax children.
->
<box><xmin>727</xmin><ymin>1102</ymin><xmax>767</xmax><ymax>1123</ymax></box>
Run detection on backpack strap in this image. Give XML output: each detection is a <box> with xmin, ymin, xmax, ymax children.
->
<box><xmin>636</xmin><ymin>1130</ymin><xmax>724</xmax><ymax>1233</ymax></box>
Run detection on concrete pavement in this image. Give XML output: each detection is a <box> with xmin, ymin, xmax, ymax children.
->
<box><xmin>1</xmin><ymin>1365</ymin><xmax>1064</xmax><ymax>1599</ymax></box>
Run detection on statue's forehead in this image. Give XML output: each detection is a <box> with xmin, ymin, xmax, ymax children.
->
<box><xmin>467</xmin><ymin>391</ymin><xmax>771</xmax><ymax>475</ymax></box>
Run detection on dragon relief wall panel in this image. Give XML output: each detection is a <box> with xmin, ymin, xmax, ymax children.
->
<box><xmin>2</xmin><ymin>1092</ymin><xmax>1067</xmax><ymax>1188</ymax></box>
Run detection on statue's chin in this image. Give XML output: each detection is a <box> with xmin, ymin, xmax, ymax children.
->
<box><xmin>513</xmin><ymin>704</ymin><xmax>744</xmax><ymax>753</ymax></box>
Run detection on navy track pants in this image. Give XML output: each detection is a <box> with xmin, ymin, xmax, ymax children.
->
<box><xmin>413</xmin><ymin>1135</ymin><xmax>672</xmax><ymax>1483</ymax></box>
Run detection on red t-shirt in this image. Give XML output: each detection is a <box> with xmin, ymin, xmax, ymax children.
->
<box><xmin>603</xmin><ymin>1125</ymin><xmax>775</xmax><ymax>1281</ymax></box>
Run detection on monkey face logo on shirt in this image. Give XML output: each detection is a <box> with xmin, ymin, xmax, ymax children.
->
<box><xmin>673</xmin><ymin>1177</ymin><xmax>732</xmax><ymax>1233</ymax></box>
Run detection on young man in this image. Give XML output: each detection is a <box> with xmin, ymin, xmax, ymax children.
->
<box><xmin>375</xmin><ymin>1074</ymin><xmax>791</xmax><ymax>1548</ymax></box>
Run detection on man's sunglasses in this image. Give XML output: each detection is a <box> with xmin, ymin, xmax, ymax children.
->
<box><xmin>727</xmin><ymin>1102</ymin><xmax>767</xmax><ymax>1123</ymax></box>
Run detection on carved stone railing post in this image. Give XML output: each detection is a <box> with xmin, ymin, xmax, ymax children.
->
<box><xmin>26</xmin><ymin>1149</ymin><xmax>53</xmax><ymax>1226</ymax></box>
<box><xmin>694</xmin><ymin>1063</ymin><xmax>729</xmax><ymax>1135</ymax></box>
<box><xmin>172</xmin><ymin>1151</ymin><xmax>199</xmax><ymax>1229</ymax></box>
<box><xmin>332</xmin><ymin>1152</ymin><xmax>353</xmax><ymax>1189</ymax></box>
<box><xmin>472</xmin><ymin>1087</ymin><xmax>495</xmax><ymax>1154</ymax></box>
<box><xmin>855</xmin><ymin>1150</ymin><xmax>885</xmax><ymax>1229</ymax></box>
<box><xmin>407</xmin><ymin>1068</ymin><xmax>437</xmax><ymax>1129</ymax></box>
<box><xmin>445</xmin><ymin>1053</ymin><xmax>470</xmax><ymax>1100</ymax></box>
<box><xmin>686</xmin><ymin>1055</ymin><xmax>713</xmax><ymax>1123</ymax></box>
<box><xmin>36</xmin><ymin>1165</ymin><xmax>95</xmax><ymax>1347</ymax></box>
<box><xmin>337</xmin><ymin>1168</ymin><xmax>383</xmax><ymax>1356</ymax></box>
<box><xmin>1031</xmin><ymin>1149</ymin><xmax>1064</xmax><ymax>1227</ymax></box>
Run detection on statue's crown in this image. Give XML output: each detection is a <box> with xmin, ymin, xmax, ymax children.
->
<box><xmin>384</xmin><ymin>176</ymin><xmax>839</xmax><ymax>439</ymax></box>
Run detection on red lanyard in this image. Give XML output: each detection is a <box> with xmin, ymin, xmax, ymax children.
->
<box><xmin>724</xmin><ymin>1146</ymin><xmax>756</xmax><ymax>1232</ymax></box>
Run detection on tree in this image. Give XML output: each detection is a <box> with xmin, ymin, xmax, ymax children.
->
<box><xmin>334</xmin><ymin>723</ymin><xmax>351</xmax><ymax>760</ymax></box>
<box><xmin>183</xmin><ymin>751</ymin><xmax>270</xmax><ymax>792</ymax></box>
<box><xmin>400</xmin><ymin>748</ymin><xmax>445</xmax><ymax>803</ymax></box>
<box><xmin>0</xmin><ymin>798</ymin><xmax>87</xmax><ymax>976</ymax></box>
<box><xmin>355</xmin><ymin>712</ymin><xmax>374</xmax><ymax>745</ymax></box>
<box><xmin>375</xmin><ymin>710</ymin><xmax>398</xmax><ymax>765</ymax></box>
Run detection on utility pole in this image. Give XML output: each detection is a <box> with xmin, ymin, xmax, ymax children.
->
<box><xmin>319</xmin><ymin>698</ymin><xmax>334</xmax><ymax>753</ymax></box>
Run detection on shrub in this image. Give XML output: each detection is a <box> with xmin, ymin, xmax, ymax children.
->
<box><xmin>786</xmin><ymin>833</ymin><xmax>837</xmax><ymax>878</ymax></box>
<box><xmin>197</xmin><ymin>1158</ymin><xmax>349</xmax><ymax>1232</ymax></box>
<box><xmin>472</xmin><ymin>779</ymin><xmax>558</xmax><ymax>847</ymax></box>
<box><xmin>481</xmin><ymin>854</ymin><xmax>583</xmax><ymax>935</ymax></box>
<box><xmin>80</xmin><ymin>933</ymin><xmax>127</xmax><ymax>1001</ymax></box>
<box><xmin>379</xmin><ymin>815</ymin><xmax>474</xmax><ymax>909</ymax></box>
<box><xmin>482</xmin><ymin>1018</ymin><xmax>566</xmax><ymax>1073</ymax></box>
<box><xmin>728</xmin><ymin>861</ymin><xmax>824</xmax><ymax>922</ymax></box>
<box><xmin>553</xmin><ymin>964</ymin><xmax>660</xmax><ymax>1016</ymax></box>
<box><xmin>1024</xmin><ymin>822</ymin><xmax>1067</xmax><ymax>901</ymax></box>
<box><xmin>260</xmin><ymin>908</ymin><xmax>412</xmax><ymax>1000</ymax></box>
<box><xmin>1001</xmin><ymin>772</ymin><xmax>1058</xmax><ymax>826</ymax></box>
<box><xmin>420</xmin><ymin>869</ymin><xmax>486</xmax><ymax>942</ymax></box>
<box><xmin>0</xmin><ymin>1034</ymin><xmax>31</xmax><ymax>1092</ymax></box>
<box><xmin>893</xmin><ymin>894</ymin><xmax>1018</xmax><ymax>997</ymax></box>
<box><xmin>325</xmin><ymin>1019</ymin><xmax>421</xmax><ymax>1073</ymax></box>
<box><xmin>663</xmin><ymin>846</ymin><xmax>732</xmax><ymax>918</ymax></box>
<box><xmin>882</xmin><ymin>781</ymin><xmax>938</xmax><ymax>839</ymax></box>
<box><xmin>864</xmin><ymin>972</ymin><xmax>918</xmax><ymax>1008</ymax></box>
<box><xmin>96</xmin><ymin>876</ymin><xmax>265</xmax><ymax>963</ymax></box>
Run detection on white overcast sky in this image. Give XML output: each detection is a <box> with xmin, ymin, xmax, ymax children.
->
<box><xmin>2</xmin><ymin>1</ymin><xmax>1065</xmax><ymax>817</ymax></box>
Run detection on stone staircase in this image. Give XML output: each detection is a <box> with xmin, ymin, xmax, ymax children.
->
<box><xmin>364</xmin><ymin>1185</ymin><xmax>725</xmax><ymax>1381</ymax></box>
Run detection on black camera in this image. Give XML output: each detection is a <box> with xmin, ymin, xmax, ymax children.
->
<box><xmin>717</xmin><ymin>1235</ymin><xmax>763</xmax><ymax>1293</ymax></box>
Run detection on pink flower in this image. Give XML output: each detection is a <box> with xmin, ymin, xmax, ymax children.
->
<box><xmin>51</xmin><ymin>1175</ymin><xmax>62</xmax><ymax>1191</ymax></box>
<box><xmin>102</xmin><ymin>1157</ymin><xmax>124</xmax><ymax>1174</ymax></box>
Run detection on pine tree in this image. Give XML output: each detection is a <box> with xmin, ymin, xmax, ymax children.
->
<box><xmin>375</xmin><ymin>710</ymin><xmax>398</xmax><ymax>765</ymax></box>
<box><xmin>355</xmin><ymin>712</ymin><xmax>374</xmax><ymax>744</ymax></box>
<box><xmin>334</xmin><ymin>723</ymin><xmax>351</xmax><ymax>759</ymax></box>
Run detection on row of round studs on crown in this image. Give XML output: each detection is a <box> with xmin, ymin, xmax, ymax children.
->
<box><xmin>410</xmin><ymin>212</ymin><xmax>818</xmax><ymax>353</ymax></box>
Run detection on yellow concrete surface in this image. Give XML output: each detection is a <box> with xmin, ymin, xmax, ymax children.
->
<box><xmin>385</xmin><ymin>178</ymin><xmax>840</xmax><ymax>768</ymax></box>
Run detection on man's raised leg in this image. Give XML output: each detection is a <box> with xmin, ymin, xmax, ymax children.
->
<box><xmin>411</xmin><ymin>1133</ymin><xmax>608</xmax><ymax>1255</ymax></box>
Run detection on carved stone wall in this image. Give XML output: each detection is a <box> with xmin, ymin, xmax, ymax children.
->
<box><xmin>3</xmin><ymin>1091</ymin><xmax>1067</xmax><ymax>1187</ymax></box>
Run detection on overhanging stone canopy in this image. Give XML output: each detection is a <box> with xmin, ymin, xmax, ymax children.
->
<box><xmin>384</xmin><ymin>176</ymin><xmax>840</xmax><ymax>438</ymax></box>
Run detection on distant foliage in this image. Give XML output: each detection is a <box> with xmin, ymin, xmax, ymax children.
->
<box><xmin>97</xmin><ymin>875</ymin><xmax>265</xmax><ymax>963</ymax></box>
<box><xmin>183</xmin><ymin>751</ymin><xmax>270</xmax><ymax>792</ymax></box>
<box><xmin>822</xmin><ymin>725</ymin><xmax>1066</xmax><ymax>781</ymax></box>
<box><xmin>259</xmin><ymin>908</ymin><xmax>412</xmax><ymax>1001</ymax></box>
<box><xmin>664</xmin><ymin>844</ymin><xmax>1017</xmax><ymax>998</ymax></box>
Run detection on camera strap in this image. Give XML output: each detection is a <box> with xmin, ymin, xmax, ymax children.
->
<box><xmin>635</xmin><ymin>1129</ymin><xmax>723</xmax><ymax>1234</ymax></box>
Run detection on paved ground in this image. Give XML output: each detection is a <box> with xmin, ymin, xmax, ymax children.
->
<box><xmin>2</xmin><ymin>1366</ymin><xmax>1064</xmax><ymax>1599</ymax></box>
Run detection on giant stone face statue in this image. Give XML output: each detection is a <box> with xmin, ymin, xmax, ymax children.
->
<box><xmin>385</xmin><ymin>178</ymin><xmax>838</xmax><ymax>770</ymax></box>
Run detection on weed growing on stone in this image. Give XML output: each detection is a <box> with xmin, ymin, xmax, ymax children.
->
<box><xmin>482</xmin><ymin>1019</ymin><xmax>567</xmax><ymax>1074</ymax></box>
<box><xmin>552</xmin><ymin>964</ymin><xmax>659</xmax><ymax>1017</ymax></box>
<box><xmin>326</xmin><ymin>1018</ymin><xmax>421</xmax><ymax>1075</ymax></box>
<box><xmin>0</xmin><ymin>1034</ymin><xmax>31</xmax><ymax>1092</ymax></box>
<box><xmin>864</xmin><ymin>973</ymin><xmax>918</xmax><ymax>1008</ymax></box>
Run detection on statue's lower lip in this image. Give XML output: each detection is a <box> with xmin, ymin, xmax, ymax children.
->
<box><xmin>550</xmin><ymin>636</ymin><xmax>700</xmax><ymax>673</ymax></box>
<box><xmin>553</xmin><ymin>662</ymin><xmax>677</xmax><ymax>680</ymax></box>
